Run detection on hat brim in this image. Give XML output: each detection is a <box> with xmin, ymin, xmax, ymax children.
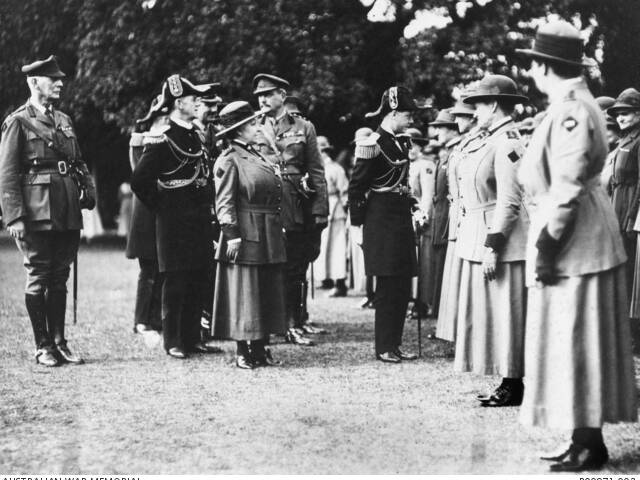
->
<box><xmin>515</xmin><ymin>48</ymin><xmax>595</xmax><ymax>67</ymax></box>
<box><xmin>253</xmin><ymin>86</ymin><xmax>280</xmax><ymax>96</ymax></box>
<box><xmin>463</xmin><ymin>93</ymin><xmax>529</xmax><ymax>105</ymax></box>
<box><xmin>450</xmin><ymin>109</ymin><xmax>475</xmax><ymax>117</ymax></box>
<box><xmin>428</xmin><ymin>121</ymin><xmax>458</xmax><ymax>128</ymax></box>
<box><xmin>607</xmin><ymin>103</ymin><xmax>640</xmax><ymax>115</ymax></box>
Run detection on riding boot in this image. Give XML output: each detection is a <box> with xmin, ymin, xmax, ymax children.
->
<box><xmin>25</xmin><ymin>293</ymin><xmax>52</xmax><ymax>351</ymax></box>
<box><xmin>46</xmin><ymin>290</ymin><xmax>67</xmax><ymax>346</ymax></box>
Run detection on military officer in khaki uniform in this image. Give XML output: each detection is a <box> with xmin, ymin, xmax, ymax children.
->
<box><xmin>0</xmin><ymin>56</ymin><xmax>96</xmax><ymax>367</ymax></box>
<box><xmin>253</xmin><ymin>74</ymin><xmax>329</xmax><ymax>345</ymax></box>
<box><xmin>517</xmin><ymin>21</ymin><xmax>637</xmax><ymax>472</ymax></box>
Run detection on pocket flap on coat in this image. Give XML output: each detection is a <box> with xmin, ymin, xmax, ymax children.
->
<box><xmin>21</xmin><ymin>173</ymin><xmax>52</xmax><ymax>186</ymax></box>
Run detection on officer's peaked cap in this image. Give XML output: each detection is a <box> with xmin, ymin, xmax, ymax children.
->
<box><xmin>21</xmin><ymin>55</ymin><xmax>66</xmax><ymax>78</ymax></box>
<box><xmin>253</xmin><ymin>74</ymin><xmax>290</xmax><ymax>95</ymax></box>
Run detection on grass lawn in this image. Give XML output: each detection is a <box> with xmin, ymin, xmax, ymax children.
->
<box><xmin>1</xmin><ymin>234</ymin><xmax>639</xmax><ymax>474</ymax></box>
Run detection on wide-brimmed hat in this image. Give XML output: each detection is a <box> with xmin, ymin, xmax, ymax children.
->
<box><xmin>400</xmin><ymin>127</ymin><xmax>429</xmax><ymax>145</ymax></box>
<box><xmin>21</xmin><ymin>55</ymin><xmax>66</xmax><ymax>78</ymax></box>
<box><xmin>516</xmin><ymin>20</ymin><xmax>595</xmax><ymax>67</ymax></box>
<box><xmin>252</xmin><ymin>73</ymin><xmax>290</xmax><ymax>95</ymax></box>
<box><xmin>429</xmin><ymin>108</ymin><xmax>458</xmax><ymax>128</ymax></box>
<box><xmin>284</xmin><ymin>95</ymin><xmax>306</xmax><ymax>115</ymax></box>
<box><xmin>365</xmin><ymin>86</ymin><xmax>418</xmax><ymax>118</ymax></box>
<box><xmin>607</xmin><ymin>88</ymin><xmax>640</xmax><ymax>116</ymax></box>
<box><xmin>450</xmin><ymin>98</ymin><xmax>475</xmax><ymax>117</ymax></box>
<box><xmin>217</xmin><ymin>101</ymin><xmax>269</xmax><ymax>137</ymax></box>
<box><xmin>596</xmin><ymin>96</ymin><xmax>616</xmax><ymax>112</ymax></box>
<box><xmin>463</xmin><ymin>75</ymin><xmax>528</xmax><ymax>105</ymax></box>
<box><xmin>136</xmin><ymin>94</ymin><xmax>170</xmax><ymax>125</ymax></box>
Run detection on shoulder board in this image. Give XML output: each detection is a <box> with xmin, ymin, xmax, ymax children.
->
<box><xmin>355</xmin><ymin>132</ymin><xmax>381</xmax><ymax>159</ymax></box>
<box><xmin>142</xmin><ymin>133</ymin><xmax>167</xmax><ymax>145</ymax></box>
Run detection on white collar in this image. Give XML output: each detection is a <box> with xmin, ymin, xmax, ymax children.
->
<box><xmin>170</xmin><ymin>115</ymin><xmax>193</xmax><ymax>130</ymax></box>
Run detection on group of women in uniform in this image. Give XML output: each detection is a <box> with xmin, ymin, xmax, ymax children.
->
<box><xmin>425</xmin><ymin>19</ymin><xmax>637</xmax><ymax>472</ymax></box>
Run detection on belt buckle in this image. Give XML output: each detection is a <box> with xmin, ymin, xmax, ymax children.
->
<box><xmin>57</xmin><ymin>161</ymin><xmax>68</xmax><ymax>175</ymax></box>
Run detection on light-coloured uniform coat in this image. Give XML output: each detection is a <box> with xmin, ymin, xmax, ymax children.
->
<box><xmin>518</xmin><ymin>77</ymin><xmax>637</xmax><ymax>429</ymax></box>
<box><xmin>314</xmin><ymin>157</ymin><xmax>349</xmax><ymax>280</ymax></box>
<box><xmin>454</xmin><ymin>117</ymin><xmax>529</xmax><ymax>378</ymax></box>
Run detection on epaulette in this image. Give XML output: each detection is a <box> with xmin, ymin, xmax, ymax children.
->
<box><xmin>355</xmin><ymin>132</ymin><xmax>381</xmax><ymax>159</ymax></box>
<box><xmin>130</xmin><ymin>132</ymin><xmax>145</xmax><ymax>147</ymax></box>
<box><xmin>142</xmin><ymin>133</ymin><xmax>167</xmax><ymax>145</ymax></box>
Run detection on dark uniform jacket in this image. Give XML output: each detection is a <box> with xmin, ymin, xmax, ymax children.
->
<box><xmin>125</xmin><ymin>129</ymin><xmax>167</xmax><ymax>260</ymax></box>
<box><xmin>429</xmin><ymin>152</ymin><xmax>450</xmax><ymax>246</ymax></box>
<box><xmin>130</xmin><ymin>120</ymin><xmax>213</xmax><ymax>273</ymax></box>
<box><xmin>606</xmin><ymin>126</ymin><xmax>640</xmax><ymax>233</ymax></box>
<box><xmin>254</xmin><ymin>111</ymin><xmax>328</xmax><ymax>231</ymax></box>
<box><xmin>214</xmin><ymin>140</ymin><xmax>286</xmax><ymax>265</ymax></box>
<box><xmin>348</xmin><ymin>127</ymin><xmax>417</xmax><ymax>277</ymax></box>
<box><xmin>0</xmin><ymin>100</ymin><xmax>96</xmax><ymax>231</ymax></box>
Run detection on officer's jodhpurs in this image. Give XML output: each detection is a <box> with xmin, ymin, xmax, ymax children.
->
<box><xmin>15</xmin><ymin>229</ymin><xmax>80</xmax><ymax>350</ymax></box>
<box><xmin>373</xmin><ymin>275</ymin><xmax>412</xmax><ymax>354</ymax></box>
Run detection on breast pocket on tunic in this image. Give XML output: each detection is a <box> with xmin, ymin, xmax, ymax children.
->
<box><xmin>25</xmin><ymin>130</ymin><xmax>45</xmax><ymax>160</ymax></box>
<box><xmin>281</xmin><ymin>135</ymin><xmax>306</xmax><ymax>160</ymax></box>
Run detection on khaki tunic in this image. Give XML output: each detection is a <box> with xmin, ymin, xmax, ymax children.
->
<box><xmin>517</xmin><ymin>77</ymin><xmax>637</xmax><ymax>429</ymax></box>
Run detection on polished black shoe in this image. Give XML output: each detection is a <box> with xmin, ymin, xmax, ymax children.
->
<box><xmin>191</xmin><ymin>341</ymin><xmax>224</xmax><ymax>354</ymax></box>
<box><xmin>359</xmin><ymin>298</ymin><xmax>375</xmax><ymax>309</ymax></box>
<box><xmin>56</xmin><ymin>344</ymin><xmax>85</xmax><ymax>364</ymax></box>
<box><xmin>376</xmin><ymin>351</ymin><xmax>401</xmax><ymax>363</ymax></box>
<box><xmin>540</xmin><ymin>443</ymin><xmax>574</xmax><ymax>462</ymax></box>
<box><xmin>236</xmin><ymin>355</ymin><xmax>255</xmax><ymax>369</ymax></box>
<box><xmin>394</xmin><ymin>348</ymin><xmax>418</xmax><ymax>360</ymax></box>
<box><xmin>285</xmin><ymin>328</ymin><xmax>316</xmax><ymax>346</ymax></box>
<box><xmin>319</xmin><ymin>279</ymin><xmax>334</xmax><ymax>289</ymax></box>
<box><xmin>480</xmin><ymin>383</ymin><xmax>523</xmax><ymax>407</ymax></box>
<box><xmin>301</xmin><ymin>322</ymin><xmax>327</xmax><ymax>335</ymax></box>
<box><xmin>477</xmin><ymin>385</ymin><xmax>503</xmax><ymax>402</ymax></box>
<box><xmin>167</xmin><ymin>347</ymin><xmax>187</xmax><ymax>359</ymax></box>
<box><xmin>549</xmin><ymin>444</ymin><xmax>608</xmax><ymax>472</ymax></box>
<box><xmin>35</xmin><ymin>349</ymin><xmax>60</xmax><ymax>367</ymax></box>
<box><xmin>328</xmin><ymin>287</ymin><xmax>347</xmax><ymax>297</ymax></box>
<box><xmin>134</xmin><ymin>323</ymin><xmax>153</xmax><ymax>333</ymax></box>
<box><xmin>253</xmin><ymin>348</ymin><xmax>282</xmax><ymax>367</ymax></box>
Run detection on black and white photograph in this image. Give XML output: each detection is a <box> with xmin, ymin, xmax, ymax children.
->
<box><xmin>0</xmin><ymin>0</ymin><xmax>639</xmax><ymax>475</ymax></box>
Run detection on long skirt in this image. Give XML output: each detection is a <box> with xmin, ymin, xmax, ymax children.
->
<box><xmin>454</xmin><ymin>260</ymin><xmax>526</xmax><ymax>378</ymax></box>
<box><xmin>435</xmin><ymin>241</ymin><xmax>463</xmax><ymax>342</ymax></box>
<box><xmin>315</xmin><ymin>218</ymin><xmax>347</xmax><ymax>280</ymax></box>
<box><xmin>212</xmin><ymin>263</ymin><xmax>286</xmax><ymax>341</ymax></box>
<box><xmin>418</xmin><ymin>236</ymin><xmax>447</xmax><ymax>316</ymax></box>
<box><xmin>629</xmin><ymin>233</ymin><xmax>640</xmax><ymax>318</ymax></box>
<box><xmin>520</xmin><ymin>265</ymin><xmax>637</xmax><ymax>430</ymax></box>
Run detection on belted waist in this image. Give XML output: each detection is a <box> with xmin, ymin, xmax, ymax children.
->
<box><xmin>238</xmin><ymin>203</ymin><xmax>280</xmax><ymax>214</ymax></box>
<box><xmin>370</xmin><ymin>185</ymin><xmax>411</xmax><ymax>196</ymax></box>
<box><xmin>461</xmin><ymin>201</ymin><xmax>496</xmax><ymax>215</ymax></box>
<box><xmin>26</xmin><ymin>160</ymin><xmax>70</xmax><ymax>175</ymax></box>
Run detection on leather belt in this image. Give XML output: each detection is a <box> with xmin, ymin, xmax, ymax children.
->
<box><xmin>461</xmin><ymin>201</ymin><xmax>496</xmax><ymax>216</ymax></box>
<box><xmin>371</xmin><ymin>185</ymin><xmax>411</xmax><ymax>196</ymax></box>
<box><xmin>238</xmin><ymin>205</ymin><xmax>280</xmax><ymax>214</ymax></box>
<box><xmin>27</xmin><ymin>161</ymin><xmax>69</xmax><ymax>175</ymax></box>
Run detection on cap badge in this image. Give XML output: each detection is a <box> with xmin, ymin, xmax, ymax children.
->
<box><xmin>389</xmin><ymin>87</ymin><xmax>398</xmax><ymax>110</ymax></box>
<box><xmin>168</xmin><ymin>75</ymin><xmax>183</xmax><ymax>97</ymax></box>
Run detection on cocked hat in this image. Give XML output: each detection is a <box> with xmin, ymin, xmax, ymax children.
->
<box><xmin>155</xmin><ymin>74</ymin><xmax>213</xmax><ymax>110</ymax></box>
<box><xmin>516</xmin><ymin>20</ymin><xmax>594</xmax><ymax>67</ymax></box>
<box><xmin>136</xmin><ymin>94</ymin><xmax>170</xmax><ymax>125</ymax></box>
<box><xmin>463</xmin><ymin>75</ymin><xmax>528</xmax><ymax>105</ymax></box>
<box><xmin>365</xmin><ymin>86</ymin><xmax>418</xmax><ymax>118</ymax></box>
<box><xmin>351</xmin><ymin>127</ymin><xmax>374</xmax><ymax>145</ymax></box>
<box><xmin>21</xmin><ymin>55</ymin><xmax>66</xmax><ymax>78</ymax></box>
<box><xmin>252</xmin><ymin>74</ymin><xmax>290</xmax><ymax>95</ymax></box>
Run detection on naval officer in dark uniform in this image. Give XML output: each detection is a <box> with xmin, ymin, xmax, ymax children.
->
<box><xmin>131</xmin><ymin>75</ymin><xmax>217</xmax><ymax>359</ymax></box>
<box><xmin>348</xmin><ymin>86</ymin><xmax>419</xmax><ymax>363</ymax></box>
<box><xmin>253</xmin><ymin>74</ymin><xmax>329</xmax><ymax>345</ymax></box>
<box><xmin>0</xmin><ymin>55</ymin><xmax>96</xmax><ymax>367</ymax></box>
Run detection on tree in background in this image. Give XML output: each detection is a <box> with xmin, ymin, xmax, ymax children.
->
<box><xmin>0</xmin><ymin>0</ymin><xmax>637</xmax><ymax>225</ymax></box>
